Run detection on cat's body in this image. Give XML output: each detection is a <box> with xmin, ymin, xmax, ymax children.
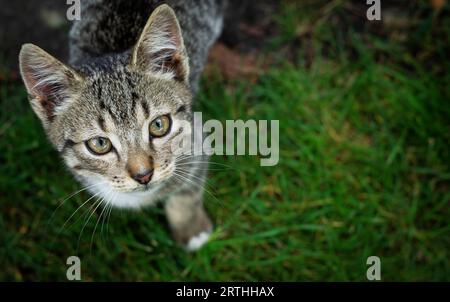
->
<box><xmin>69</xmin><ymin>0</ymin><xmax>227</xmax><ymax>92</ymax></box>
<box><xmin>19</xmin><ymin>2</ymin><xmax>228</xmax><ymax>250</ymax></box>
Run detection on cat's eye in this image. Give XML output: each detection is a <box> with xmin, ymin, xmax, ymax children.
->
<box><xmin>85</xmin><ymin>137</ymin><xmax>112</xmax><ymax>155</ymax></box>
<box><xmin>149</xmin><ymin>115</ymin><xmax>171</xmax><ymax>138</ymax></box>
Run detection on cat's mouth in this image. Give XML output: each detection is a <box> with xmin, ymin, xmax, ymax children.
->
<box><xmin>132</xmin><ymin>183</ymin><xmax>154</xmax><ymax>192</ymax></box>
<box><xmin>107</xmin><ymin>164</ymin><xmax>175</xmax><ymax>194</ymax></box>
<box><xmin>112</xmin><ymin>183</ymin><xmax>158</xmax><ymax>194</ymax></box>
<box><xmin>127</xmin><ymin>174</ymin><xmax>172</xmax><ymax>193</ymax></box>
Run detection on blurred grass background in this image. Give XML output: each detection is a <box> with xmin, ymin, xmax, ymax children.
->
<box><xmin>0</xmin><ymin>0</ymin><xmax>449</xmax><ymax>281</ymax></box>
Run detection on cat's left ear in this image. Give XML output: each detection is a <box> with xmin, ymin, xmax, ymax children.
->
<box><xmin>130</xmin><ymin>4</ymin><xmax>190</xmax><ymax>85</ymax></box>
<box><xmin>19</xmin><ymin>44</ymin><xmax>83</xmax><ymax>127</ymax></box>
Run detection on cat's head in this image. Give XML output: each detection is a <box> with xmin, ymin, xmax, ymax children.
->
<box><xmin>19</xmin><ymin>5</ymin><xmax>193</xmax><ymax>208</ymax></box>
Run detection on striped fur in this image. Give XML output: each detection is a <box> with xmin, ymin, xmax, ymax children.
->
<box><xmin>19</xmin><ymin>4</ymin><xmax>221</xmax><ymax>250</ymax></box>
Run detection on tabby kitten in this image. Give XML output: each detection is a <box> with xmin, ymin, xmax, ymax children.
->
<box><xmin>19</xmin><ymin>4</ymin><xmax>220</xmax><ymax>251</ymax></box>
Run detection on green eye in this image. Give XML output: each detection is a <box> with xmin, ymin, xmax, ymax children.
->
<box><xmin>149</xmin><ymin>115</ymin><xmax>171</xmax><ymax>137</ymax></box>
<box><xmin>85</xmin><ymin>137</ymin><xmax>112</xmax><ymax>155</ymax></box>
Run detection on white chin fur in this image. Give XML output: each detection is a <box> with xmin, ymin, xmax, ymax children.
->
<box><xmin>88</xmin><ymin>183</ymin><xmax>160</xmax><ymax>209</ymax></box>
<box><xmin>186</xmin><ymin>231</ymin><xmax>211</xmax><ymax>252</ymax></box>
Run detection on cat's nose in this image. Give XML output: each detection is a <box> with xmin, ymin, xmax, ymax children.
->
<box><xmin>131</xmin><ymin>169</ymin><xmax>153</xmax><ymax>185</ymax></box>
<box><xmin>127</xmin><ymin>154</ymin><xmax>154</xmax><ymax>185</ymax></box>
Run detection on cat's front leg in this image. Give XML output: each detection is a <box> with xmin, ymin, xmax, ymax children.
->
<box><xmin>164</xmin><ymin>189</ymin><xmax>213</xmax><ymax>251</ymax></box>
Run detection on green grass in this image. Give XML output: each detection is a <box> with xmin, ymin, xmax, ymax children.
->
<box><xmin>1</xmin><ymin>3</ymin><xmax>449</xmax><ymax>281</ymax></box>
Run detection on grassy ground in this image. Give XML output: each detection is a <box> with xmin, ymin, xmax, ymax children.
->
<box><xmin>0</xmin><ymin>2</ymin><xmax>449</xmax><ymax>281</ymax></box>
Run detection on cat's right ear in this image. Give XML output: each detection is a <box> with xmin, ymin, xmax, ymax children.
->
<box><xmin>130</xmin><ymin>4</ymin><xmax>190</xmax><ymax>84</ymax></box>
<box><xmin>19</xmin><ymin>44</ymin><xmax>83</xmax><ymax>127</ymax></box>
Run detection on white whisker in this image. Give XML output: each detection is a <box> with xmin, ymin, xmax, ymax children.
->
<box><xmin>47</xmin><ymin>181</ymin><xmax>107</xmax><ymax>229</ymax></box>
<box><xmin>77</xmin><ymin>193</ymin><xmax>106</xmax><ymax>253</ymax></box>
<box><xmin>59</xmin><ymin>189</ymin><xmax>104</xmax><ymax>233</ymax></box>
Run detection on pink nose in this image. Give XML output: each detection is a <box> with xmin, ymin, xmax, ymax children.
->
<box><xmin>131</xmin><ymin>169</ymin><xmax>153</xmax><ymax>185</ymax></box>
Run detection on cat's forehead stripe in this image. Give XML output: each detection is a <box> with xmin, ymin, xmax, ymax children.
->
<box><xmin>97</xmin><ymin>116</ymin><xmax>107</xmax><ymax>132</ymax></box>
<box><xmin>91</xmin><ymin>75</ymin><xmax>160</xmax><ymax>128</ymax></box>
<box><xmin>140</xmin><ymin>100</ymin><xmax>150</xmax><ymax>118</ymax></box>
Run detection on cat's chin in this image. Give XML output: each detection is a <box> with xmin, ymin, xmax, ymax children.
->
<box><xmin>88</xmin><ymin>182</ymin><xmax>161</xmax><ymax>209</ymax></box>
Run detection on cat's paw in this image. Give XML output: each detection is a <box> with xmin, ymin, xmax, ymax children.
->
<box><xmin>170</xmin><ymin>209</ymin><xmax>213</xmax><ymax>252</ymax></box>
<box><xmin>185</xmin><ymin>231</ymin><xmax>212</xmax><ymax>252</ymax></box>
